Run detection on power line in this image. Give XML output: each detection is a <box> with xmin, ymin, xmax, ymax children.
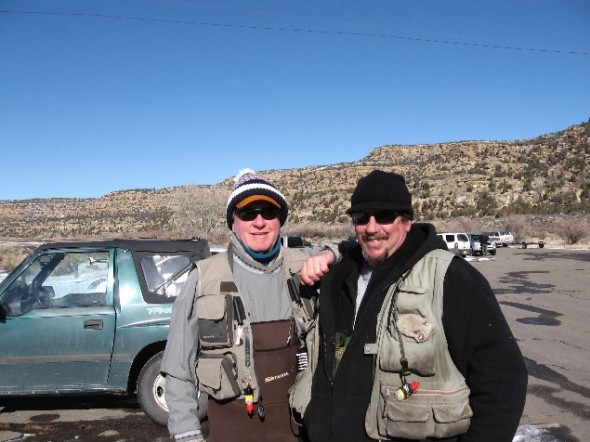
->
<box><xmin>1</xmin><ymin>9</ymin><xmax>588</xmax><ymax>56</ymax></box>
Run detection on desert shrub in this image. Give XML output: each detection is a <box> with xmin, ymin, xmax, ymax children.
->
<box><xmin>0</xmin><ymin>244</ymin><xmax>33</xmax><ymax>273</ymax></box>
<box><xmin>283</xmin><ymin>222</ymin><xmax>353</xmax><ymax>243</ymax></box>
<box><xmin>551</xmin><ymin>217</ymin><xmax>590</xmax><ymax>245</ymax></box>
<box><xmin>503</xmin><ymin>215</ymin><xmax>529</xmax><ymax>242</ymax></box>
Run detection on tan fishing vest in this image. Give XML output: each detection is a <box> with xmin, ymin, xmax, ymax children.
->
<box><xmin>364</xmin><ymin>249</ymin><xmax>472</xmax><ymax>439</ymax></box>
<box><xmin>194</xmin><ymin>247</ymin><xmax>313</xmax><ymax>403</ymax></box>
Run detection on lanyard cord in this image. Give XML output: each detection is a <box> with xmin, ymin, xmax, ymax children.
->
<box><xmin>385</xmin><ymin>274</ymin><xmax>411</xmax><ymax>380</ymax></box>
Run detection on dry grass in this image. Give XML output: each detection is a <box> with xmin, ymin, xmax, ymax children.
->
<box><xmin>0</xmin><ymin>244</ymin><xmax>33</xmax><ymax>273</ymax></box>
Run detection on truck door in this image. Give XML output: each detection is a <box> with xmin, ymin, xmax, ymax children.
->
<box><xmin>0</xmin><ymin>249</ymin><xmax>116</xmax><ymax>392</ymax></box>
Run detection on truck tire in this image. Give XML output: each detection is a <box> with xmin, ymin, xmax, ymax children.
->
<box><xmin>137</xmin><ymin>351</ymin><xmax>168</xmax><ymax>427</ymax></box>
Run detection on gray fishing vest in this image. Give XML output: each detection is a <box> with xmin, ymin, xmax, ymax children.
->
<box><xmin>194</xmin><ymin>247</ymin><xmax>313</xmax><ymax>403</ymax></box>
<box><xmin>364</xmin><ymin>249</ymin><xmax>472</xmax><ymax>439</ymax></box>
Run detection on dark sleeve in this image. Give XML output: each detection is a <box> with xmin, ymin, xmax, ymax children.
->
<box><xmin>442</xmin><ymin>259</ymin><xmax>528</xmax><ymax>442</ymax></box>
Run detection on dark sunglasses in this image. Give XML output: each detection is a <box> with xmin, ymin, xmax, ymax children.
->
<box><xmin>350</xmin><ymin>211</ymin><xmax>399</xmax><ymax>226</ymax></box>
<box><xmin>234</xmin><ymin>206</ymin><xmax>280</xmax><ymax>221</ymax></box>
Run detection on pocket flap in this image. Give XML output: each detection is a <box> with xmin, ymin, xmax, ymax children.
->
<box><xmin>196</xmin><ymin>357</ymin><xmax>223</xmax><ymax>390</ymax></box>
<box><xmin>397</xmin><ymin>283</ymin><xmax>427</xmax><ymax>295</ymax></box>
<box><xmin>384</xmin><ymin>399</ymin><xmax>430</xmax><ymax>423</ymax></box>
<box><xmin>196</xmin><ymin>295</ymin><xmax>226</xmax><ymax>320</ymax></box>
<box><xmin>432</xmin><ymin>402</ymin><xmax>473</xmax><ymax>423</ymax></box>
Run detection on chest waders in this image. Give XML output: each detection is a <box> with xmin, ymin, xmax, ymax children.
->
<box><xmin>194</xmin><ymin>248</ymin><xmax>314</xmax><ymax>442</ymax></box>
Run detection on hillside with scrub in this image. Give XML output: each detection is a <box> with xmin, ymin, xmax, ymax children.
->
<box><xmin>0</xmin><ymin>122</ymin><xmax>588</xmax><ymax>247</ymax></box>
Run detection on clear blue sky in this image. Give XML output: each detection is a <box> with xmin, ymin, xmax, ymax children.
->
<box><xmin>1</xmin><ymin>0</ymin><xmax>589</xmax><ymax>200</ymax></box>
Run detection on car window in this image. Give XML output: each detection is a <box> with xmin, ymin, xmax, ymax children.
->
<box><xmin>287</xmin><ymin>236</ymin><xmax>304</xmax><ymax>247</ymax></box>
<box><xmin>457</xmin><ymin>234</ymin><xmax>469</xmax><ymax>242</ymax></box>
<box><xmin>0</xmin><ymin>251</ymin><xmax>110</xmax><ymax>316</ymax></box>
<box><xmin>140</xmin><ymin>254</ymin><xmax>191</xmax><ymax>299</ymax></box>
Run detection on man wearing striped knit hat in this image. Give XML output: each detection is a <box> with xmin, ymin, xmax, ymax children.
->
<box><xmin>162</xmin><ymin>169</ymin><xmax>336</xmax><ymax>442</ymax></box>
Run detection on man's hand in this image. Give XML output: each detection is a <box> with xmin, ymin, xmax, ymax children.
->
<box><xmin>300</xmin><ymin>249</ymin><xmax>334</xmax><ymax>285</ymax></box>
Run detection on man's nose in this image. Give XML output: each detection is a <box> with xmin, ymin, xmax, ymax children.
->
<box><xmin>364</xmin><ymin>215</ymin><xmax>380</xmax><ymax>232</ymax></box>
<box><xmin>252</xmin><ymin>213</ymin><xmax>266</xmax><ymax>226</ymax></box>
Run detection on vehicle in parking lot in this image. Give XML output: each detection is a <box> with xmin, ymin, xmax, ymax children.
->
<box><xmin>436</xmin><ymin>232</ymin><xmax>470</xmax><ymax>257</ymax></box>
<box><xmin>484</xmin><ymin>230</ymin><xmax>514</xmax><ymax>247</ymax></box>
<box><xmin>467</xmin><ymin>233</ymin><xmax>497</xmax><ymax>256</ymax></box>
<box><xmin>281</xmin><ymin>235</ymin><xmax>312</xmax><ymax>248</ymax></box>
<box><xmin>0</xmin><ymin>238</ymin><xmax>210</xmax><ymax>426</ymax></box>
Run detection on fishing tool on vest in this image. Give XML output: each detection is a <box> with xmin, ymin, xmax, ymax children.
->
<box><xmin>296</xmin><ymin>345</ymin><xmax>309</xmax><ymax>371</ymax></box>
<box><xmin>393</xmin><ymin>357</ymin><xmax>420</xmax><ymax>400</ymax></box>
<box><xmin>244</xmin><ymin>383</ymin><xmax>266</xmax><ymax>421</ymax></box>
<box><xmin>288</xmin><ymin>273</ymin><xmax>311</xmax><ymax>371</ymax></box>
<box><xmin>386</xmin><ymin>282</ymin><xmax>421</xmax><ymax>400</ymax></box>
<box><xmin>394</xmin><ymin>379</ymin><xmax>420</xmax><ymax>400</ymax></box>
<box><xmin>235</xmin><ymin>327</ymin><xmax>244</xmax><ymax>346</ymax></box>
<box><xmin>257</xmin><ymin>397</ymin><xmax>266</xmax><ymax>422</ymax></box>
<box><xmin>233</xmin><ymin>297</ymin><xmax>245</xmax><ymax>346</ymax></box>
<box><xmin>244</xmin><ymin>383</ymin><xmax>255</xmax><ymax>417</ymax></box>
<box><xmin>233</xmin><ymin>297</ymin><xmax>250</xmax><ymax>366</ymax></box>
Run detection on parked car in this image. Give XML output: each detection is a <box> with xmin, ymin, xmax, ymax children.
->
<box><xmin>209</xmin><ymin>245</ymin><xmax>228</xmax><ymax>255</ymax></box>
<box><xmin>467</xmin><ymin>233</ymin><xmax>497</xmax><ymax>256</ymax></box>
<box><xmin>436</xmin><ymin>232</ymin><xmax>471</xmax><ymax>257</ymax></box>
<box><xmin>0</xmin><ymin>238</ymin><xmax>210</xmax><ymax>426</ymax></box>
<box><xmin>280</xmin><ymin>235</ymin><xmax>312</xmax><ymax>248</ymax></box>
<box><xmin>484</xmin><ymin>230</ymin><xmax>514</xmax><ymax>247</ymax></box>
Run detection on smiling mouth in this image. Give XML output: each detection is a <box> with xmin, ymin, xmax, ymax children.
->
<box><xmin>363</xmin><ymin>235</ymin><xmax>387</xmax><ymax>242</ymax></box>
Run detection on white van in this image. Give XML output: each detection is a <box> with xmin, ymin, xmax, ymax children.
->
<box><xmin>437</xmin><ymin>232</ymin><xmax>471</xmax><ymax>257</ymax></box>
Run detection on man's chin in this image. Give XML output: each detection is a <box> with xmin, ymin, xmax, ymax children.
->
<box><xmin>247</xmin><ymin>239</ymin><xmax>274</xmax><ymax>253</ymax></box>
<box><xmin>362</xmin><ymin>249</ymin><xmax>387</xmax><ymax>268</ymax></box>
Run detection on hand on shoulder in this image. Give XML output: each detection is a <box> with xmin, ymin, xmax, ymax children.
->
<box><xmin>300</xmin><ymin>249</ymin><xmax>334</xmax><ymax>285</ymax></box>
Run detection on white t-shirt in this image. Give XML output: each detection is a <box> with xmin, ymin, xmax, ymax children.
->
<box><xmin>354</xmin><ymin>264</ymin><xmax>372</xmax><ymax>328</ymax></box>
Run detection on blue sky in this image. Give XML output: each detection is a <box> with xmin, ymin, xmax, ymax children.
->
<box><xmin>1</xmin><ymin>0</ymin><xmax>589</xmax><ymax>200</ymax></box>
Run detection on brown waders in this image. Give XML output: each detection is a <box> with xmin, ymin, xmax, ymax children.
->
<box><xmin>207</xmin><ymin>319</ymin><xmax>300</xmax><ymax>441</ymax></box>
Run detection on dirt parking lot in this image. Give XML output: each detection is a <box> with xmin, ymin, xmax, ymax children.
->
<box><xmin>1</xmin><ymin>246</ymin><xmax>589</xmax><ymax>441</ymax></box>
<box><xmin>470</xmin><ymin>247</ymin><xmax>590</xmax><ymax>442</ymax></box>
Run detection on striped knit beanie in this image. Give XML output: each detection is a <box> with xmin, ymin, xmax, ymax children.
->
<box><xmin>226</xmin><ymin>168</ymin><xmax>288</xmax><ymax>229</ymax></box>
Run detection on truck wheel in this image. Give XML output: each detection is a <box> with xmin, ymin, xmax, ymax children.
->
<box><xmin>521</xmin><ymin>242</ymin><xmax>528</xmax><ymax>249</ymax></box>
<box><xmin>539</xmin><ymin>243</ymin><xmax>545</xmax><ymax>248</ymax></box>
<box><xmin>137</xmin><ymin>351</ymin><xmax>168</xmax><ymax>427</ymax></box>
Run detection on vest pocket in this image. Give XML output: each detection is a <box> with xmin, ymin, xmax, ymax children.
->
<box><xmin>197</xmin><ymin>294</ymin><xmax>234</xmax><ymax>348</ymax></box>
<box><xmin>378</xmin><ymin>317</ymin><xmax>436</xmax><ymax>376</ymax></box>
<box><xmin>432</xmin><ymin>401</ymin><xmax>473</xmax><ymax>438</ymax></box>
<box><xmin>374</xmin><ymin>382</ymin><xmax>472</xmax><ymax>439</ymax></box>
<box><xmin>395</xmin><ymin>284</ymin><xmax>428</xmax><ymax>316</ymax></box>
<box><xmin>196</xmin><ymin>353</ymin><xmax>241</xmax><ymax>400</ymax></box>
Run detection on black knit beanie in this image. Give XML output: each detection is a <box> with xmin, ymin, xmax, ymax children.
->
<box><xmin>346</xmin><ymin>170</ymin><xmax>413</xmax><ymax>218</ymax></box>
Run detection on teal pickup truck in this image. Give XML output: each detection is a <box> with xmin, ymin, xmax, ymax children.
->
<box><xmin>0</xmin><ymin>239</ymin><xmax>210</xmax><ymax>426</ymax></box>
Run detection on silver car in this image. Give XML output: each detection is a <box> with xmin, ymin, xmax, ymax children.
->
<box><xmin>468</xmin><ymin>233</ymin><xmax>497</xmax><ymax>256</ymax></box>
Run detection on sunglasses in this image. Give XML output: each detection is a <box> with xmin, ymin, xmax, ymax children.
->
<box><xmin>350</xmin><ymin>211</ymin><xmax>399</xmax><ymax>226</ymax></box>
<box><xmin>234</xmin><ymin>206</ymin><xmax>280</xmax><ymax>221</ymax></box>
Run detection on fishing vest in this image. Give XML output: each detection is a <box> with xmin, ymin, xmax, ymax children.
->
<box><xmin>364</xmin><ymin>249</ymin><xmax>473</xmax><ymax>439</ymax></box>
<box><xmin>289</xmin><ymin>249</ymin><xmax>472</xmax><ymax>439</ymax></box>
<box><xmin>194</xmin><ymin>247</ymin><xmax>315</xmax><ymax>404</ymax></box>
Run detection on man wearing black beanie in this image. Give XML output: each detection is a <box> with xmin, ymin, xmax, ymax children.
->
<box><xmin>296</xmin><ymin>170</ymin><xmax>527</xmax><ymax>441</ymax></box>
